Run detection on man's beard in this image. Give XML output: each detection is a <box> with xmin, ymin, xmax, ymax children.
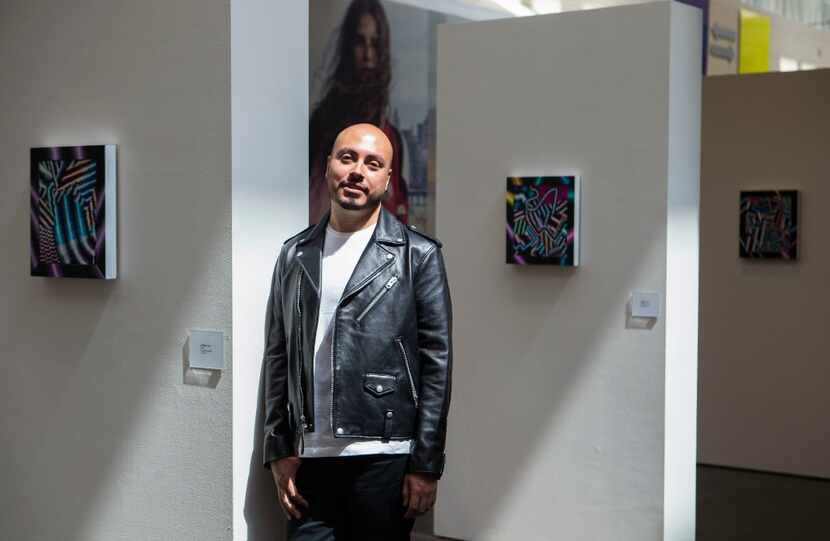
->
<box><xmin>331</xmin><ymin>181</ymin><xmax>386</xmax><ymax>211</ymax></box>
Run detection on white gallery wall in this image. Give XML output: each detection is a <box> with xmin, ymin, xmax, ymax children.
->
<box><xmin>0</xmin><ymin>1</ymin><xmax>231</xmax><ymax>540</ymax></box>
<box><xmin>231</xmin><ymin>1</ymin><xmax>309</xmax><ymax>540</ymax></box>
<box><xmin>434</xmin><ymin>3</ymin><xmax>700</xmax><ymax>540</ymax></box>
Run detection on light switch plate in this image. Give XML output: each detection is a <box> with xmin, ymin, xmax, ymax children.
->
<box><xmin>630</xmin><ymin>292</ymin><xmax>660</xmax><ymax>318</ymax></box>
<box><xmin>189</xmin><ymin>329</ymin><xmax>224</xmax><ymax>370</ymax></box>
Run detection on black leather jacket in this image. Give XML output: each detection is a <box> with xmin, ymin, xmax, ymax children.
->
<box><xmin>262</xmin><ymin>207</ymin><xmax>452</xmax><ymax>478</ymax></box>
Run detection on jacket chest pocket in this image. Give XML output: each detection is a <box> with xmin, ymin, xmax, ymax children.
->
<box><xmin>364</xmin><ymin>373</ymin><xmax>397</xmax><ymax>397</ymax></box>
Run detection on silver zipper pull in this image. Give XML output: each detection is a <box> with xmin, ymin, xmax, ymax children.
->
<box><xmin>386</xmin><ymin>276</ymin><xmax>398</xmax><ymax>289</ymax></box>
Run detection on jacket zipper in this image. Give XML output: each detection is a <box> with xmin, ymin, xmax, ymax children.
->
<box><xmin>295</xmin><ymin>272</ymin><xmax>305</xmax><ymax>454</ymax></box>
<box><xmin>395</xmin><ymin>337</ymin><xmax>419</xmax><ymax>408</ymax></box>
<box><xmin>332</xmin><ymin>256</ymin><xmax>396</xmax><ymax>436</ymax></box>
<box><xmin>355</xmin><ymin>276</ymin><xmax>398</xmax><ymax>323</ymax></box>
<box><xmin>330</xmin><ymin>307</ymin><xmax>337</xmax><ymax>436</ymax></box>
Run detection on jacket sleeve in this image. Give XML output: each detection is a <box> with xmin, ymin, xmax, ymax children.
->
<box><xmin>408</xmin><ymin>244</ymin><xmax>453</xmax><ymax>478</ymax></box>
<box><xmin>262</xmin><ymin>246</ymin><xmax>295</xmax><ymax>469</ymax></box>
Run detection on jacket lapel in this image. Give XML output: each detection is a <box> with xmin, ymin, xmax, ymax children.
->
<box><xmin>341</xmin><ymin>242</ymin><xmax>395</xmax><ymax>302</ymax></box>
<box><xmin>295</xmin><ymin>215</ymin><xmax>327</xmax><ymax>297</ymax></box>
<box><xmin>297</xmin><ymin>207</ymin><xmax>407</xmax><ymax>304</ymax></box>
<box><xmin>341</xmin><ymin>207</ymin><xmax>407</xmax><ymax>303</ymax></box>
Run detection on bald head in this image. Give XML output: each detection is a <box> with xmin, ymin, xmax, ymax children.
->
<box><xmin>330</xmin><ymin>123</ymin><xmax>394</xmax><ymax>163</ymax></box>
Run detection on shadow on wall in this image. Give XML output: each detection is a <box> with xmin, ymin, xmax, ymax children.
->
<box><xmin>244</xmin><ymin>360</ymin><xmax>288</xmax><ymax>539</ymax></box>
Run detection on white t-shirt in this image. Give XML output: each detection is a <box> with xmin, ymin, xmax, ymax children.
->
<box><xmin>300</xmin><ymin>222</ymin><xmax>413</xmax><ymax>457</ymax></box>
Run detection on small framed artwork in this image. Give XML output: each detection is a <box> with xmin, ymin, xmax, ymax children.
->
<box><xmin>30</xmin><ymin>145</ymin><xmax>117</xmax><ymax>278</ymax></box>
<box><xmin>506</xmin><ymin>175</ymin><xmax>581</xmax><ymax>266</ymax></box>
<box><xmin>739</xmin><ymin>190</ymin><xmax>798</xmax><ymax>260</ymax></box>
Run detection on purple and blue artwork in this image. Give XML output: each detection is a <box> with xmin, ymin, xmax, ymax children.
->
<box><xmin>739</xmin><ymin>190</ymin><xmax>798</xmax><ymax>260</ymax></box>
<box><xmin>506</xmin><ymin>176</ymin><xmax>580</xmax><ymax>266</ymax></box>
<box><xmin>30</xmin><ymin>145</ymin><xmax>117</xmax><ymax>279</ymax></box>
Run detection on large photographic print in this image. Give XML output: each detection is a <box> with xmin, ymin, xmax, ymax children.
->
<box><xmin>309</xmin><ymin>0</ymin><xmax>464</xmax><ymax>235</ymax></box>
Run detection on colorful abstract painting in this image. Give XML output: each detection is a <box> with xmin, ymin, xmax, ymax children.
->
<box><xmin>30</xmin><ymin>145</ymin><xmax>117</xmax><ymax>278</ymax></box>
<box><xmin>739</xmin><ymin>190</ymin><xmax>798</xmax><ymax>260</ymax></box>
<box><xmin>506</xmin><ymin>176</ymin><xmax>580</xmax><ymax>266</ymax></box>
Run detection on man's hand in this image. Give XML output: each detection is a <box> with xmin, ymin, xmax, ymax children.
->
<box><xmin>270</xmin><ymin>456</ymin><xmax>309</xmax><ymax>520</ymax></box>
<box><xmin>402</xmin><ymin>472</ymin><xmax>438</xmax><ymax>519</ymax></box>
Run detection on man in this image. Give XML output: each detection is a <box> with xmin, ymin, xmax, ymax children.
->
<box><xmin>262</xmin><ymin>123</ymin><xmax>452</xmax><ymax>540</ymax></box>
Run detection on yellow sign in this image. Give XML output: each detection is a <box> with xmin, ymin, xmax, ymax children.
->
<box><xmin>739</xmin><ymin>9</ymin><xmax>770</xmax><ymax>73</ymax></box>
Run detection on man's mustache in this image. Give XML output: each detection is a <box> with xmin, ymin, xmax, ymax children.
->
<box><xmin>339</xmin><ymin>179</ymin><xmax>367</xmax><ymax>193</ymax></box>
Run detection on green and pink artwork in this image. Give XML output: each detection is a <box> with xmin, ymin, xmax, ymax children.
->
<box><xmin>30</xmin><ymin>145</ymin><xmax>117</xmax><ymax>279</ymax></box>
<box><xmin>506</xmin><ymin>176</ymin><xmax>581</xmax><ymax>266</ymax></box>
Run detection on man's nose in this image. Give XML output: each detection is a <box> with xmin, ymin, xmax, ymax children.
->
<box><xmin>348</xmin><ymin>170</ymin><xmax>364</xmax><ymax>183</ymax></box>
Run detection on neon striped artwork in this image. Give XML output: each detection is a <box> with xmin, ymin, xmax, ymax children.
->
<box><xmin>506</xmin><ymin>176</ymin><xmax>580</xmax><ymax>266</ymax></box>
<box><xmin>739</xmin><ymin>190</ymin><xmax>798</xmax><ymax>260</ymax></box>
<box><xmin>30</xmin><ymin>145</ymin><xmax>117</xmax><ymax>279</ymax></box>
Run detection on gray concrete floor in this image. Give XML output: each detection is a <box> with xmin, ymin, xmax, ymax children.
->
<box><xmin>697</xmin><ymin>464</ymin><xmax>830</xmax><ymax>540</ymax></box>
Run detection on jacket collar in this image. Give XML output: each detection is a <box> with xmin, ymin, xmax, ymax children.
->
<box><xmin>295</xmin><ymin>206</ymin><xmax>406</xmax><ymax>297</ymax></box>
<box><xmin>297</xmin><ymin>205</ymin><xmax>406</xmax><ymax>247</ymax></box>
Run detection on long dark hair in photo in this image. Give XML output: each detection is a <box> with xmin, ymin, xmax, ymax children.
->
<box><xmin>309</xmin><ymin>0</ymin><xmax>392</xmax><ymax>169</ymax></box>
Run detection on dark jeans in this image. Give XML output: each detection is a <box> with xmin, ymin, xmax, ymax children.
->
<box><xmin>286</xmin><ymin>453</ymin><xmax>415</xmax><ymax>541</ymax></box>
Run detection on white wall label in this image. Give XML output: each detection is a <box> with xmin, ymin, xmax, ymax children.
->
<box><xmin>631</xmin><ymin>292</ymin><xmax>661</xmax><ymax>318</ymax></box>
<box><xmin>189</xmin><ymin>329</ymin><xmax>224</xmax><ymax>370</ymax></box>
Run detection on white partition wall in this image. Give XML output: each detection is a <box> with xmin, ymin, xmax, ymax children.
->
<box><xmin>665</xmin><ymin>5</ymin><xmax>702</xmax><ymax>540</ymax></box>
<box><xmin>434</xmin><ymin>3</ymin><xmax>701</xmax><ymax>540</ymax></box>
<box><xmin>0</xmin><ymin>2</ymin><xmax>231</xmax><ymax>539</ymax></box>
<box><xmin>232</xmin><ymin>1</ymin><xmax>308</xmax><ymax>539</ymax></box>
